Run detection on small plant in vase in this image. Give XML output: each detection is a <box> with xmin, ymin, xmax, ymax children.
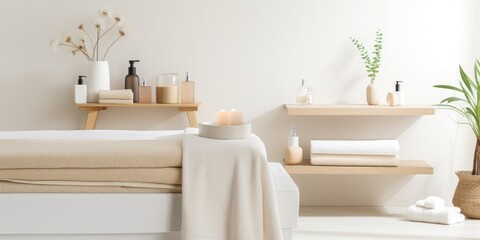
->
<box><xmin>350</xmin><ymin>29</ymin><xmax>383</xmax><ymax>105</ymax></box>
<box><xmin>434</xmin><ymin>60</ymin><xmax>480</xmax><ymax>218</ymax></box>
<box><xmin>49</xmin><ymin>7</ymin><xmax>128</xmax><ymax>102</ymax></box>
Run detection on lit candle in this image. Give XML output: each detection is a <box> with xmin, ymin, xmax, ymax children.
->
<box><xmin>217</xmin><ymin>109</ymin><xmax>230</xmax><ymax>125</ymax></box>
<box><xmin>229</xmin><ymin>109</ymin><xmax>243</xmax><ymax>125</ymax></box>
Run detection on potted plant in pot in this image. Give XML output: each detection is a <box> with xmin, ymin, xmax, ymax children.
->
<box><xmin>434</xmin><ymin>60</ymin><xmax>480</xmax><ymax>218</ymax></box>
<box><xmin>350</xmin><ymin>29</ymin><xmax>383</xmax><ymax>105</ymax></box>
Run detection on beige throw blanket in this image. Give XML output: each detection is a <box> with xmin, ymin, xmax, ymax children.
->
<box><xmin>182</xmin><ymin>134</ymin><xmax>282</xmax><ymax>240</ymax></box>
<box><xmin>310</xmin><ymin>154</ymin><xmax>399</xmax><ymax>166</ymax></box>
<box><xmin>0</xmin><ymin>181</ymin><xmax>181</xmax><ymax>193</ymax></box>
<box><xmin>0</xmin><ymin>139</ymin><xmax>182</xmax><ymax>169</ymax></box>
<box><xmin>0</xmin><ymin>167</ymin><xmax>182</xmax><ymax>185</ymax></box>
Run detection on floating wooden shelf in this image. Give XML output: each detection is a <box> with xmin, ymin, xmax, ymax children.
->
<box><xmin>77</xmin><ymin>103</ymin><xmax>199</xmax><ymax>109</ymax></box>
<box><xmin>76</xmin><ymin>103</ymin><xmax>200</xmax><ymax>130</ymax></box>
<box><xmin>284</xmin><ymin>104</ymin><xmax>435</xmax><ymax>116</ymax></box>
<box><xmin>284</xmin><ymin>160</ymin><xmax>433</xmax><ymax>175</ymax></box>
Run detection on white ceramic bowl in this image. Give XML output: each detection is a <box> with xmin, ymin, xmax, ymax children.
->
<box><xmin>198</xmin><ymin>122</ymin><xmax>251</xmax><ymax>140</ymax></box>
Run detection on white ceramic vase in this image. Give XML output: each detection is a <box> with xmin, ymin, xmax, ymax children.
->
<box><xmin>86</xmin><ymin>61</ymin><xmax>110</xmax><ymax>103</ymax></box>
<box><xmin>366</xmin><ymin>82</ymin><xmax>379</xmax><ymax>105</ymax></box>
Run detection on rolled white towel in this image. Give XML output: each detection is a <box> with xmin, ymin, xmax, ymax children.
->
<box><xmin>310</xmin><ymin>140</ymin><xmax>399</xmax><ymax>156</ymax></box>
<box><xmin>416</xmin><ymin>196</ymin><xmax>446</xmax><ymax>209</ymax></box>
<box><xmin>99</xmin><ymin>90</ymin><xmax>134</xmax><ymax>100</ymax></box>
<box><xmin>407</xmin><ymin>205</ymin><xmax>465</xmax><ymax>225</ymax></box>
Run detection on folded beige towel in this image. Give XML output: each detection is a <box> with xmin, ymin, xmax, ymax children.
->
<box><xmin>0</xmin><ymin>139</ymin><xmax>182</xmax><ymax>169</ymax></box>
<box><xmin>0</xmin><ymin>167</ymin><xmax>182</xmax><ymax>185</ymax></box>
<box><xmin>3</xmin><ymin>179</ymin><xmax>181</xmax><ymax>190</ymax></box>
<box><xmin>311</xmin><ymin>140</ymin><xmax>399</xmax><ymax>156</ymax></box>
<box><xmin>310</xmin><ymin>154</ymin><xmax>399</xmax><ymax>166</ymax></box>
<box><xmin>99</xmin><ymin>89</ymin><xmax>133</xmax><ymax>100</ymax></box>
<box><xmin>98</xmin><ymin>99</ymin><xmax>133</xmax><ymax>104</ymax></box>
<box><xmin>0</xmin><ymin>181</ymin><xmax>181</xmax><ymax>193</ymax></box>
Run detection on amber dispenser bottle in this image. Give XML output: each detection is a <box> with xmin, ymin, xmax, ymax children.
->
<box><xmin>139</xmin><ymin>76</ymin><xmax>152</xmax><ymax>103</ymax></box>
<box><xmin>125</xmin><ymin>60</ymin><xmax>140</xmax><ymax>103</ymax></box>
<box><xmin>181</xmin><ymin>72</ymin><xmax>195</xmax><ymax>104</ymax></box>
<box><xmin>284</xmin><ymin>124</ymin><xmax>303</xmax><ymax>165</ymax></box>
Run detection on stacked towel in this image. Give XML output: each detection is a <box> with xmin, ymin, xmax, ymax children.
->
<box><xmin>310</xmin><ymin>140</ymin><xmax>399</xmax><ymax>166</ymax></box>
<box><xmin>407</xmin><ymin>196</ymin><xmax>465</xmax><ymax>225</ymax></box>
<box><xmin>98</xmin><ymin>90</ymin><xmax>133</xmax><ymax>104</ymax></box>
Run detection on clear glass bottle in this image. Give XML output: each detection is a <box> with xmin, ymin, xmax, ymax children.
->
<box><xmin>296</xmin><ymin>79</ymin><xmax>312</xmax><ymax>104</ymax></box>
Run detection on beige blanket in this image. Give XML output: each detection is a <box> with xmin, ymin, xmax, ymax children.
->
<box><xmin>0</xmin><ymin>139</ymin><xmax>182</xmax><ymax>169</ymax></box>
<box><xmin>310</xmin><ymin>153</ymin><xmax>399</xmax><ymax>166</ymax></box>
<box><xmin>0</xmin><ymin>181</ymin><xmax>181</xmax><ymax>193</ymax></box>
<box><xmin>0</xmin><ymin>167</ymin><xmax>182</xmax><ymax>185</ymax></box>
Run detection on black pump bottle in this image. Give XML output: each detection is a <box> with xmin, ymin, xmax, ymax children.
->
<box><xmin>125</xmin><ymin>60</ymin><xmax>140</xmax><ymax>103</ymax></box>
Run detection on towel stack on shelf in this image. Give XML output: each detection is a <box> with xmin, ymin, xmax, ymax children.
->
<box><xmin>407</xmin><ymin>196</ymin><xmax>465</xmax><ymax>225</ymax></box>
<box><xmin>98</xmin><ymin>90</ymin><xmax>134</xmax><ymax>104</ymax></box>
<box><xmin>310</xmin><ymin>139</ymin><xmax>399</xmax><ymax>166</ymax></box>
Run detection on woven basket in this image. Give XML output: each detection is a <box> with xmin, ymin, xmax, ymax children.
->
<box><xmin>452</xmin><ymin>171</ymin><xmax>480</xmax><ymax>219</ymax></box>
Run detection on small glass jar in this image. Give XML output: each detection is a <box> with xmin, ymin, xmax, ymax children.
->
<box><xmin>156</xmin><ymin>73</ymin><xmax>178</xmax><ymax>104</ymax></box>
<box><xmin>296</xmin><ymin>79</ymin><xmax>312</xmax><ymax>104</ymax></box>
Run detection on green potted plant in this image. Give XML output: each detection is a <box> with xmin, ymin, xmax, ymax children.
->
<box><xmin>434</xmin><ymin>60</ymin><xmax>480</xmax><ymax>218</ymax></box>
<box><xmin>350</xmin><ymin>29</ymin><xmax>383</xmax><ymax>105</ymax></box>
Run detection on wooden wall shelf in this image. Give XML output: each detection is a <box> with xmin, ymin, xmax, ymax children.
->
<box><xmin>284</xmin><ymin>160</ymin><xmax>433</xmax><ymax>175</ymax></box>
<box><xmin>76</xmin><ymin>103</ymin><xmax>200</xmax><ymax>130</ymax></box>
<box><xmin>284</xmin><ymin>104</ymin><xmax>435</xmax><ymax>116</ymax></box>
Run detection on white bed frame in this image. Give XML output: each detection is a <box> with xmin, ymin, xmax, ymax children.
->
<box><xmin>0</xmin><ymin>163</ymin><xmax>299</xmax><ymax>240</ymax></box>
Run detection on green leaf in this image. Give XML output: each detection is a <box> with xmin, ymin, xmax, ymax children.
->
<box><xmin>460</xmin><ymin>65</ymin><xmax>475</xmax><ymax>94</ymax></box>
<box><xmin>433</xmin><ymin>84</ymin><xmax>462</xmax><ymax>92</ymax></box>
<box><xmin>440</xmin><ymin>97</ymin><xmax>465</xmax><ymax>103</ymax></box>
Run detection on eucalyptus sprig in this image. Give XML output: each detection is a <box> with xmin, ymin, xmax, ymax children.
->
<box><xmin>350</xmin><ymin>29</ymin><xmax>383</xmax><ymax>83</ymax></box>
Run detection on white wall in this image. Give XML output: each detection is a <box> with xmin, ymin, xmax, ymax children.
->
<box><xmin>0</xmin><ymin>0</ymin><xmax>476</xmax><ymax>206</ymax></box>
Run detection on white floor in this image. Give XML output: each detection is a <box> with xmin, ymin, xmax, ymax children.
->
<box><xmin>293</xmin><ymin>207</ymin><xmax>480</xmax><ymax>240</ymax></box>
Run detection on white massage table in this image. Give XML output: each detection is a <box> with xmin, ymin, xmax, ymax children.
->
<box><xmin>0</xmin><ymin>130</ymin><xmax>299</xmax><ymax>240</ymax></box>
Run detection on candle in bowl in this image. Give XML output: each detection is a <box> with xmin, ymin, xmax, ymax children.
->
<box><xmin>229</xmin><ymin>109</ymin><xmax>243</xmax><ymax>125</ymax></box>
<box><xmin>217</xmin><ymin>109</ymin><xmax>230</xmax><ymax>125</ymax></box>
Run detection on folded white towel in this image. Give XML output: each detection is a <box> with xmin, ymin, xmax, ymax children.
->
<box><xmin>98</xmin><ymin>99</ymin><xmax>133</xmax><ymax>104</ymax></box>
<box><xmin>407</xmin><ymin>204</ymin><xmax>465</xmax><ymax>225</ymax></box>
<box><xmin>310</xmin><ymin>140</ymin><xmax>399</xmax><ymax>156</ymax></box>
<box><xmin>416</xmin><ymin>196</ymin><xmax>446</xmax><ymax>209</ymax></box>
<box><xmin>99</xmin><ymin>90</ymin><xmax>133</xmax><ymax>100</ymax></box>
<box><xmin>310</xmin><ymin>154</ymin><xmax>399</xmax><ymax>166</ymax></box>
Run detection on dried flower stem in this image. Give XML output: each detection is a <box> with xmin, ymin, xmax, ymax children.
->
<box><xmin>99</xmin><ymin>21</ymin><xmax>118</xmax><ymax>39</ymax></box>
<box><xmin>95</xmin><ymin>27</ymin><xmax>100</xmax><ymax>60</ymax></box>
<box><xmin>51</xmin><ymin>7</ymin><xmax>127</xmax><ymax>62</ymax></box>
<box><xmin>102</xmin><ymin>35</ymin><xmax>122</xmax><ymax>60</ymax></box>
<box><xmin>59</xmin><ymin>43</ymin><xmax>92</xmax><ymax>61</ymax></box>
<box><xmin>81</xmin><ymin>29</ymin><xmax>95</xmax><ymax>57</ymax></box>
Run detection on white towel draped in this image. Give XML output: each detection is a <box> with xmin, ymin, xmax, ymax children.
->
<box><xmin>182</xmin><ymin>133</ymin><xmax>283</xmax><ymax>240</ymax></box>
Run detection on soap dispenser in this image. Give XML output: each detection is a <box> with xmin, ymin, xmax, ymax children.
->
<box><xmin>387</xmin><ymin>81</ymin><xmax>404</xmax><ymax>106</ymax></box>
<box><xmin>139</xmin><ymin>76</ymin><xmax>152</xmax><ymax>103</ymax></box>
<box><xmin>125</xmin><ymin>60</ymin><xmax>140</xmax><ymax>103</ymax></box>
<box><xmin>296</xmin><ymin>79</ymin><xmax>312</xmax><ymax>105</ymax></box>
<box><xmin>181</xmin><ymin>72</ymin><xmax>195</xmax><ymax>103</ymax></box>
<box><xmin>284</xmin><ymin>124</ymin><xmax>303</xmax><ymax>165</ymax></box>
<box><xmin>395</xmin><ymin>81</ymin><xmax>404</xmax><ymax>106</ymax></box>
<box><xmin>74</xmin><ymin>75</ymin><xmax>87</xmax><ymax>104</ymax></box>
